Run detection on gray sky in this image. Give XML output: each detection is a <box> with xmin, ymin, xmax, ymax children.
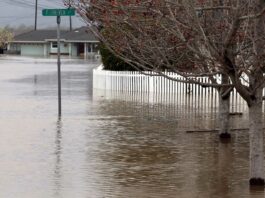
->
<box><xmin>0</xmin><ymin>0</ymin><xmax>85</xmax><ymax>29</ymax></box>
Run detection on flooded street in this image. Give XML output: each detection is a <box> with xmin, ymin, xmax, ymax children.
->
<box><xmin>0</xmin><ymin>56</ymin><xmax>263</xmax><ymax>198</ymax></box>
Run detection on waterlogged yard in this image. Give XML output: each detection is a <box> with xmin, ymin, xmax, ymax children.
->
<box><xmin>0</xmin><ymin>56</ymin><xmax>263</xmax><ymax>198</ymax></box>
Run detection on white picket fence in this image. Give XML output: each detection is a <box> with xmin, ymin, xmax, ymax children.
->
<box><xmin>93</xmin><ymin>65</ymin><xmax>248</xmax><ymax>112</ymax></box>
<box><xmin>94</xmin><ymin>65</ymin><xmax>225</xmax><ymax>94</ymax></box>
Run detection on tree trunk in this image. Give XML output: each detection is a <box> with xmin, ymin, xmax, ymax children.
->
<box><xmin>249</xmin><ymin>87</ymin><xmax>264</xmax><ymax>186</ymax></box>
<box><xmin>219</xmin><ymin>93</ymin><xmax>231</xmax><ymax>139</ymax></box>
<box><xmin>219</xmin><ymin>74</ymin><xmax>231</xmax><ymax>139</ymax></box>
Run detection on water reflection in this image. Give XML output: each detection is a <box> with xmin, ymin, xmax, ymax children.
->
<box><xmin>215</xmin><ymin>142</ymin><xmax>233</xmax><ymax>197</ymax></box>
<box><xmin>0</xmin><ymin>56</ymin><xmax>264</xmax><ymax>198</ymax></box>
<box><xmin>90</xmin><ymin>90</ymin><xmax>265</xmax><ymax>197</ymax></box>
<box><xmin>54</xmin><ymin>118</ymin><xmax>63</xmax><ymax>198</ymax></box>
<box><xmin>93</xmin><ymin>87</ymin><xmax>247</xmax><ymax>115</ymax></box>
<box><xmin>93</xmin><ymin>90</ymin><xmax>250</xmax><ymax>131</ymax></box>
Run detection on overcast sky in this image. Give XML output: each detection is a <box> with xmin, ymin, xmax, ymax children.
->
<box><xmin>0</xmin><ymin>0</ymin><xmax>85</xmax><ymax>29</ymax></box>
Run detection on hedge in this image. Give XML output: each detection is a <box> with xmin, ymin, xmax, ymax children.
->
<box><xmin>99</xmin><ymin>44</ymin><xmax>137</xmax><ymax>71</ymax></box>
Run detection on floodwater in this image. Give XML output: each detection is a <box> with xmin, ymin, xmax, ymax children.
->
<box><xmin>0</xmin><ymin>55</ymin><xmax>263</xmax><ymax>198</ymax></box>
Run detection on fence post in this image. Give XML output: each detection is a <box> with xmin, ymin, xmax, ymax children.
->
<box><xmin>149</xmin><ymin>74</ymin><xmax>154</xmax><ymax>92</ymax></box>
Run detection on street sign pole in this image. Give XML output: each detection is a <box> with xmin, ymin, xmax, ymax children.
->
<box><xmin>57</xmin><ymin>16</ymin><xmax>62</xmax><ymax>116</ymax></box>
<box><xmin>42</xmin><ymin>8</ymin><xmax>75</xmax><ymax>116</ymax></box>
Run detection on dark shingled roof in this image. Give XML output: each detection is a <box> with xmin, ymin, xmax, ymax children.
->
<box><xmin>63</xmin><ymin>27</ymin><xmax>98</xmax><ymax>42</ymax></box>
<box><xmin>14</xmin><ymin>30</ymin><xmax>67</xmax><ymax>42</ymax></box>
<box><xmin>14</xmin><ymin>27</ymin><xmax>98</xmax><ymax>42</ymax></box>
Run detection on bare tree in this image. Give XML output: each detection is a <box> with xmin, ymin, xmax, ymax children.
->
<box><xmin>0</xmin><ymin>28</ymin><xmax>13</xmax><ymax>49</ymax></box>
<box><xmin>69</xmin><ymin>0</ymin><xmax>265</xmax><ymax>185</ymax></box>
<box><xmin>75</xmin><ymin>0</ymin><xmax>234</xmax><ymax>138</ymax></box>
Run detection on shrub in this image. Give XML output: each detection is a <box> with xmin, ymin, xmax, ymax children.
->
<box><xmin>99</xmin><ymin>44</ymin><xmax>137</xmax><ymax>71</ymax></box>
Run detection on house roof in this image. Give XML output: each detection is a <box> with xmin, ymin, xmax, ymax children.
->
<box><xmin>13</xmin><ymin>27</ymin><xmax>99</xmax><ymax>43</ymax></box>
<box><xmin>14</xmin><ymin>30</ymin><xmax>67</xmax><ymax>42</ymax></box>
<box><xmin>63</xmin><ymin>27</ymin><xmax>98</xmax><ymax>42</ymax></box>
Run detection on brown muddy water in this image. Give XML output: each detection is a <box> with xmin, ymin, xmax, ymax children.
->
<box><xmin>0</xmin><ymin>56</ymin><xmax>263</xmax><ymax>198</ymax></box>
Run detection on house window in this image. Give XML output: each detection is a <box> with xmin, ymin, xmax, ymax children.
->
<box><xmin>51</xmin><ymin>42</ymin><xmax>58</xmax><ymax>48</ymax></box>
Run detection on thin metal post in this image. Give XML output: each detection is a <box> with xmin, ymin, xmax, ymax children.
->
<box><xmin>57</xmin><ymin>16</ymin><xmax>62</xmax><ymax>116</ymax></box>
<box><xmin>69</xmin><ymin>16</ymin><xmax>72</xmax><ymax>31</ymax></box>
<box><xmin>69</xmin><ymin>0</ymin><xmax>72</xmax><ymax>31</ymax></box>
<box><xmin>35</xmin><ymin>0</ymin><xmax>38</xmax><ymax>30</ymax></box>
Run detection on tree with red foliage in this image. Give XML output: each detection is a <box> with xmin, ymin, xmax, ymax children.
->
<box><xmin>68</xmin><ymin>0</ymin><xmax>265</xmax><ymax>186</ymax></box>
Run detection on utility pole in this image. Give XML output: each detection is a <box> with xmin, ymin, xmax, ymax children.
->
<box><xmin>69</xmin><ymin>0</ymin><xmax>72</xmax><ymax>31</ymax></box>
<box><xmin>35</xmin><ymin>0</ymin><xmax>38</xmax><ymax>30</ymax></box>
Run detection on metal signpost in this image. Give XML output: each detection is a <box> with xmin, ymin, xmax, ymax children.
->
<box><xmin>42</xmin><ymin>8</ymin><xmax>75</xmax><ymax>116</ymax></box>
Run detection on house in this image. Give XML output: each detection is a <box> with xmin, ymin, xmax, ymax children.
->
<box><xmin>7</xmin><ymin>27</ymin><xmax>100</xmax><ymax>58</ymax></box>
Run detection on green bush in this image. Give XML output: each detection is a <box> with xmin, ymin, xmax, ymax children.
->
<box><xmin>99</xmin><ymin>44</ymin><xmax>137</xmax><ymax>71</ymax></box>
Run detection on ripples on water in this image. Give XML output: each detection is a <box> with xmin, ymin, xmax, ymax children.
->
<box><xmin>0</xmin><ymin>56</ymin><xmax>263</xmax><ymax>198</ymax></box>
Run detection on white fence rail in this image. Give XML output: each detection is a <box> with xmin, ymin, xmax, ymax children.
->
<box><xmin>94</xmin><ymin>66</ymin><xmax>223</xmax><ymax>94</ymax></box>
<box><xmin>93</xmin><ymin>66</ymin><xmax>250</xmax><ymax>113</ymax></box>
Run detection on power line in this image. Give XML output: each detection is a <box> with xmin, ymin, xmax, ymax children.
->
<box><xmin>0</xmin><ymin>0</ymin><xmax>84</xmax><ymax>28</ymax></box>
<box><xmin>1</xmin><ymin>0</ymin><xmax>61</xmax><ymax>9</ymax></box>
<box><xmin>1</xmin><ymin>0</ymin><xmax>43</xmax><ymax>9</ymax></box>
<box><xmin>2</xmin><ymin>15</ymin><xmax>34</xmax><ymax>24</ymax></box>
<box><xmin>0</xmin><ymin>15</ymin><xmax>32</xmax><ymax>19</ymax></box>
<box><xmin>45</xmin><ymin>0</ymin><xmax>64</xmax><ymax>7</ymax></box>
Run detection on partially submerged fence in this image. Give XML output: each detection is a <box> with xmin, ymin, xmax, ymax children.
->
<box><xmin>93</xmin><ymin>66</ymin><xmax>247</xmax><ymax>112</ymax></box>
<box><xmin>93</xmin><ymin>66</ymin><xmax>215</xmax><ymax>93</ymax></box>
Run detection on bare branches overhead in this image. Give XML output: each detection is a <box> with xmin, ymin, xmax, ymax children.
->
<box><xmin>67</xmin><ymin>0</ymin><xmax>265</xmax><ymax>102</ymax></box>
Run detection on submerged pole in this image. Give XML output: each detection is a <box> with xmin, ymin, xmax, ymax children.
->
<box><xmin>57</xmin><ymin>16</ymin><xmax>62</xmax><ymax>116</ymax></box>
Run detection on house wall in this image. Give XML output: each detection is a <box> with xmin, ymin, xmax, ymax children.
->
<box><xmin>21</xmin><ymin>44</ymin><xmax>44</xmax><ymax>56</ymax></box>
<box><xmin>8</xmin><ymin>43</ymin><xmax>21</xmax><ymax>52</ymax></box>
<box><xmin>87</xmin><ymin>43</ymin><xmax>99</xmax><ymax>53</ymax></box>
<box><xmin>68</xmin><ymin>43</ymin><xmax>99</xmax><ymax>57</ymax></box>
<box><xmin>8</xmin><ymin>41</ymin><xmax>100</xmax><ymax>57</ymax></box>
<box><xmin>49</xmin><ymin>42</ymin><xmax>69</xmax><ymax>54</ymax></box>
<box><xmin>71</xmin><ymin>44</ymin><xmax>78</xmax><ymax>56</ymax></box>
<box><xmin>44</xmin><ymin>43</ymin><xmax>49</xmax><ymax>56</ymax></box>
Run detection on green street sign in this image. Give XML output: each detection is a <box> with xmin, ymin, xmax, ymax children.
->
<box><xmin>42</xmin><ymin>8</ymin><xmax>75</xmax><ymax>16</ymax></box>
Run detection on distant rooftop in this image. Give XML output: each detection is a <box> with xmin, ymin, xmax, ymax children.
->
<box><xmin>13</xmin><ymin>27</ymin><xmax>99</xmax><ymax>42</ymax></box>
<box><xmin>63</xmin><ymin>27</ymin><xmax>98</xmax><ymax>41</ymax></box>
